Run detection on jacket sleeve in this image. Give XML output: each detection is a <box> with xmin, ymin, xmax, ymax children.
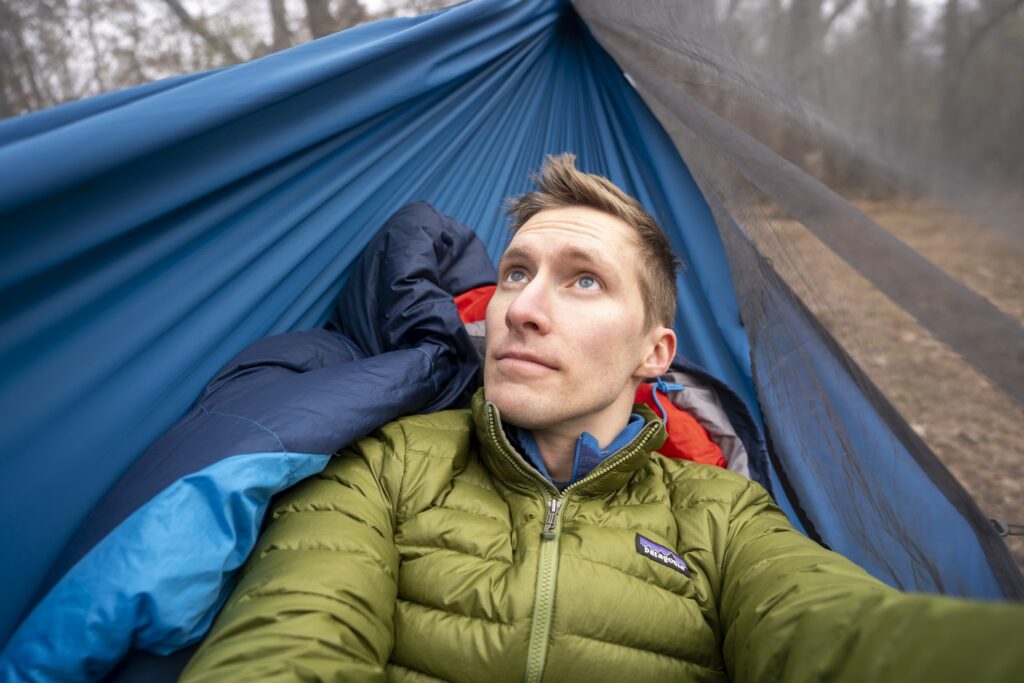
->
<box><xmin>719</xmin><ymin>481</ymin><xmax>1024</xmax><ymax>683</ymax></box>
<box><xmin>179</xmin><ymin>424</ymin><xmax>409</xmax><ymax>683</ymax></box>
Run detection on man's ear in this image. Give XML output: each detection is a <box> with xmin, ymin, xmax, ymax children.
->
<box><xmin>635</xmin><ymin>327</ymin><xmax>677</xmax><ymax>380</ymax></box>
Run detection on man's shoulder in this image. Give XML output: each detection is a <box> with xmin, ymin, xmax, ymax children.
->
<box><xmin>390</xmin><ymin>408</ymin><xmax>474</xmax><ymax>429</ymax></box>
<box><xmin>368</xmin><ymin>408</ymin><xmax>477</xmax><ymax>460</ymax></box>
<box><xmin>649</xmin><ymin>455</ymin><xmax>768</xmax><ymax>510</ymax></box>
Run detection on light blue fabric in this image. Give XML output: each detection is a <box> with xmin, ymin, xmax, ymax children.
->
<box><xmin>515</xmin><ymin>413</ymin><xmax>645</xmax><ymax>488</ymax></box>
<box><xmin>0</xmin><ymin>451</ymin><xmax>329</xmax><ymax>682</ymax></box>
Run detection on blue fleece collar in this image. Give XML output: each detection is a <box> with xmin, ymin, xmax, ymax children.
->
<box><xmin>511</xmin><ymin>413</ymin><xmax>645</xmax><ymax>490</ymax></box>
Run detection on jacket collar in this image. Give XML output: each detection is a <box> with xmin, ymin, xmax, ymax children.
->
<box><xmin>471</xmin><ymin>388</ymin><xmax>667</xmax><ymax>497</ymax></box>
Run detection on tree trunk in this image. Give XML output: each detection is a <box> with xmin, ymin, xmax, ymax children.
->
<box><xmin>783</xmin><ymin>0</ymin><xmax>823</xmax><ymax>73</ymax></box>
<box><xmin>888</xmin><ymin>0</ymin><xmax>910</xmax><ymax>176</ymax></box>
<box><xmin>0</xmin><ymin>14</ymin><xmax>27</xmax><ymax>117</ymax></box>
<box><xmin>84</xmin><ymin>0</ymin><xmax>108</xmax><ymax>92</ymax></box>
<box><xmin>959</xmin><ymin>0</ymin><xmax>1024</xmax><ymax>65</ymax></box>
<box><xmin>0</xmin><ymin>0</ymin><xmax>33</xmax><ymax>116</ymax></box>
<box><xmin>2</xmin><ymin>0</ymin><xmax>51</xmax><ymax>112</ymax></box>
<box><xmin>160</xmin><ymin>0</ymin><xmax>241</xmax><ymax>63</ymax></box>
<box><xmin>269</xmin><ymin>0</ymin><xmax>293</xmax><ymax>52</ymax></box>
<box><xmin>821</xmin><ymin>0</ymin><xmax>857</xmax><ymax>37</ymax></box>
<box><xmin>304</xmin><ymin>0</ymin><xmax>337</xmax><ymax>38</ymax></box>
<box><xmin>334</xmin><ymin>0</ymin><xmax>367</xmax><ymax>29</ymax></box>
<box><xmin>778</xmin><ymin>0</ymin><xmax>823</xmax><ymax>172</ymax></box>
<box><xmin>941</xmin><ymin>0</ymin><xmax>962</xmax><ymax>146</ymax></box>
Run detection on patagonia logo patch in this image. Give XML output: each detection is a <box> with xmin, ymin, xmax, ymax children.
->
<box><xmin>635</xmin><ymin>534</ymin><xmax>691</xmax><ymax>576</ymax></box>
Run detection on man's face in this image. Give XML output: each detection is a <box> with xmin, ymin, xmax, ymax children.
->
<box><xmin>484</xmin><ymin>206</ymin><xmax>670</xmax><ymax>439</ymax></box>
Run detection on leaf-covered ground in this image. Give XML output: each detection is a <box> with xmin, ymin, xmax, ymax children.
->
<box><xmin>750</xmin><ymin>199</ymin><xmax>1024</xmax><ymax>573</ymax></box>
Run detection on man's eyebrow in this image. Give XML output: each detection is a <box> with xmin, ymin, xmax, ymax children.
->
<box><xmin>558</xmin><ymin>246</ymin><xmax>613</xmax><ymax>271</ymax></box>
<box><xmin>499</xmin><ymin>244</ymin><xmax>616</xmax><ymax>272</ymax></box>
<box><xmin>498</xmin><ymin>245</ymin><xmax>533</xmax><ymax>267</ymax></box>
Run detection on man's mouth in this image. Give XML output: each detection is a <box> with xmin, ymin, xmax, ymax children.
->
<box><xmin>495</xmin><ymin>351</ymin><xmax>557</xmax><ymax>371</ymax></box>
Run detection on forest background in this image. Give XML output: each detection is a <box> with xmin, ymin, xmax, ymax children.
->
<box><xmin>2</xmin><ymin>0</ymin><xmax>1022</xmax><ymax>201</ymax></box>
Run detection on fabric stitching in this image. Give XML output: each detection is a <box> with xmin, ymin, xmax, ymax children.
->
<box><xmin>397</xmin><ymin>543</ymin><xmax>514</xmax><ymax>567</ymax></box>
<box><xmin>397</xmin><ymin>426</ymin><xmax>471</xmax><ymax>437</ymax></box>
<box><xmin>386</xmin><ymin>661</ymin><xmax>446</xmax><ymax>682</ymax></box>
<box><xmin>559</xmin><ymin>631</ymin><xmax>724</xmax><ymax>672</ymax></box>
<box><xmin>411</xmin><ymin>504</ymin><xmax>510</xmax><ymax>528</ymax></box>
<box><xmin>412</xmin><ymin>347</ymin><xmax>439</xmax><ymax>392</ymax></box>
<box><xmin>204</xmin><ymin>408</ymin><xmax>286</xmax><ymax>452</ymax></box>
<box><xmin>445</xmin><ymin>478</ymin><xmax>499</xmax><ymax>497</ymax></box>
<box><xmin>240</xmin><ymin>586</ymin><xmax>390</xmax><ymax>606</ymax></box>
<box><xmin>273</xmin><ymin>506</ymin><xmax>390</xmax><ymax>541</ymax></box>
<box><xmin>396</xmin><ymin>596</ymin><xmax>514</xmax><ymax>627</ymax></box>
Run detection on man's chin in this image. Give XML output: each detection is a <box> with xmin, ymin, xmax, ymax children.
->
<box><xmin>484</xmin><ymin>384</ymin><xmax>559</xmax><ymax>430</ymax></box>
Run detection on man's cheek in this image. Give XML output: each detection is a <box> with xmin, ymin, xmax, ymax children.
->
<box><xmin>484</xmin><ymin>292</ymin><xmax>509</xmax><ymax>328</ymax></box>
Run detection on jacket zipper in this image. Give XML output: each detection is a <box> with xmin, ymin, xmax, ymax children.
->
<box><xmin>485</xmin><ymin>403</ymin><xmax>663</xmax><ymax>683</ymax></box>
<box><xmin>525</xmin><ymin>497</ymin><xmax>563</xmax><ymax>683</ymax></box>
<box><xmin>541</xmin><ymin>498</ymin><xmax>561</xmax><ymax>540</ymax></box>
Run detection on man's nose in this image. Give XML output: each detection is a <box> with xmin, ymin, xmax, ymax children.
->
<box><xmin>504</xmin><ymin>277</ymin><xmax>551</xmax><ymax>335</ymax></box>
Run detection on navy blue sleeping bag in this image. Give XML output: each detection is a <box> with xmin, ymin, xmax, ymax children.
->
<box><xmin>2</xmin><ymin>203</ymin><xmax>496</xmax><ymax>682</ymax></box>
<box><xmin>2</xmin><ymin>201</ymin><xmax>771</xmax><ymax>683</ymax></box>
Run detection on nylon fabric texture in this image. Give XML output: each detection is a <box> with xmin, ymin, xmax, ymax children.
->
<box><xmin>0</xmin><ymin>202</ymin><xmax>496</xmax><ymax>682</ymax></box>
<box><xmin>0</xmin><ymin>451</ymin><xmax>330</xmax><ymax>682</ymax></box>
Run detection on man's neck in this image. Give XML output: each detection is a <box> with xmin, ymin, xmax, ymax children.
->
<box><xmin>530</xmin><ymin>408</ymin><xmax>633</xmax><ymax>481</ymax></box>
<box><xmin>530</xmin><ymin>429</ymin><xmax>580</xmax><ymax>481</ymax></box>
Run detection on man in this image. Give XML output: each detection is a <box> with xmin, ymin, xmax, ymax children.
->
<box><xmin>181</xmin><ymin>155</ymin><xmax>1023</xmax><ymax>682</ymax></box>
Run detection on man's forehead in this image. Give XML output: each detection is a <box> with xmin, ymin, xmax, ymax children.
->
<box><xmin>501</xmin><ymin>207</ymin><xmax>638</xmax><ymax>269</ymax></box>
<box><xmin>516</xmin><ymin>205</ymin><xmax>632</xmax><ymax>236</ymax></box>
<box><xmin>499</xmin><ymin>242</ymin><xmax>615</xmax><ymax>271</ymax></box>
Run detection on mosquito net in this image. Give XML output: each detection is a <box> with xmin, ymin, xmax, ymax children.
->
<box><xmin>575</xmin><ymin>0</ymin><xmax>1023</xmax><ymax>588</ymax></box>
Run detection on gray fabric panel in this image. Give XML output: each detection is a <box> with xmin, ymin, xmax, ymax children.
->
<box><xmin>463</xmin><ymin>320</ymin><xmax>486</xmax><ymax>361</ymax></box>
<box><xmin>664</xmin><ymin>370</ymin><xmax>750</xmax><ymax>480</ymax></box>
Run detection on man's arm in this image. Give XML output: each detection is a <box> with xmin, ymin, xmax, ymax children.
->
<box><xmin>719</xmin><ymin>481</ymin><xmax>1024</xmax><ymax>683</ymax></box>
<box><xmin>180</xmin><ymin>425</ymin><xmax>408</xmax><ymax>683</ymax></box>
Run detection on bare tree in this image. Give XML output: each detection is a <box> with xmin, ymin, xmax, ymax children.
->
<box><xmin>4</xmin><ymin>0</ymin><xmax>1016</xmax><ymax>199</ymax></box>
<box><xmin>0</xmin><ymin>1</ymin><xmax>41</xmax><ymax>117</ymax></box>
<box><xmin>269</xmin><ymin>0</ymin><xmax>294</xmax><ymax>53</ymax></box>
<box><xmin>336</xmin><ymin>0</ymin><xmax>367</xmax><ymax>28</ymax></box>
<box><xmin>941</xmin><ymin>0</ymin><xmax>963</xmax><ymax>145</ymax></box>
<box><xmin>83</xmin><ymin>0</ymin><xmax>107</xmax><ymax>92</ymax></box>
<box><xmin>959</xmin><ymin>0</ymin><xmax>1024</xmax><ymax>67</ymax></box>
<box><xmin>160</xmin><ymin>0</ymin><xmax>241</xmax><ymax>63</ymax></box>
<box><xmin>305</xmin><ymin>0</ymin><xmax>338</xmax><ymax>38</ymax></box>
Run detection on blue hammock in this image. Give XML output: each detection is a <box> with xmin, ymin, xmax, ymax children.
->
<box><xmin>0</xmin><ymin>0</ymin><xmax>1019</xmax><ymax>678</ymax></box>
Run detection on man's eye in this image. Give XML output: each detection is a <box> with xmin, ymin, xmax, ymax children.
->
<box><xmin>505</xmin><ymin>270</ymin><xmax>528</xmax><ymax>283</ymax></box>
<box><xmin>576</xmin><ymin>275</ymin><xmax>599</xmax><ymax>289</ymax></box>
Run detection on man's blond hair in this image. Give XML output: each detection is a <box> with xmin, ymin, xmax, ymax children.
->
<box><xmin>506</xmin><ymin>153</ymin><xmax>680</xmax><ymax>329</ymax></box>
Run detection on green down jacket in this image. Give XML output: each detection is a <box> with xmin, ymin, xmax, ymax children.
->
<box><xmin>181</xmin><ymin>391</ymin><xmax>1024</xmax><ymax>682</ymax></box>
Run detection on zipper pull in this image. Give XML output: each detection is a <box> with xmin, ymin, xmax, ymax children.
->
<box><xmin>542</xmin><ymin>499</ymin><xmax>562</xmax><ymax>540</ymax></box>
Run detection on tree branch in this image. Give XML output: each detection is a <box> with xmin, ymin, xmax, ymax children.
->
<box><xmin>960</xmin><ymin>0</ymin><xmax>1023</xmax><ymax>64</ymax></box>
<box><xmin>822</xmin><ymin>0</ymin><xmax>858</xmax><ymax>36</ymax></box>
<box><xmin>304</xmin><ymin>0</ymin><xmax>337</xmax><ymax>38</ymax></box>
<box><xmin>268</xmin><ymin>0</ymin><xmax>293</xmax><ymax>52</ymax></box>
<box><xmin>84</xmin><ymin>0</ymin><xmax>107</xmax><ymax>92</ymax></box>
<box><xmin>159</xmin><ymin>0</ymin><xmax>241</xmax><ymax>63</ymax></box>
